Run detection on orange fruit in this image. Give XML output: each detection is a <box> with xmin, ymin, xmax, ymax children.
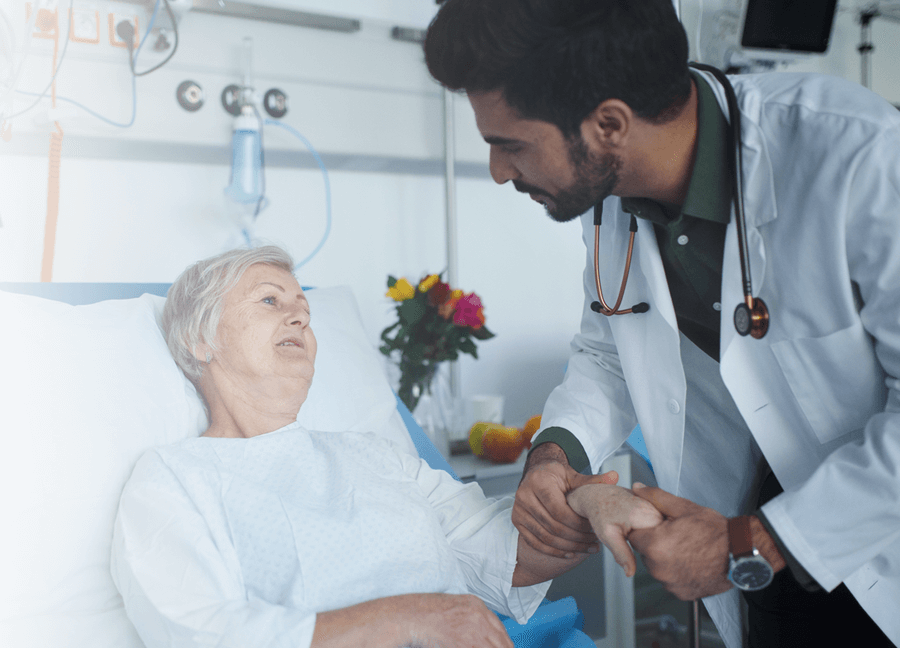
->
<box><xmin>482</xmin><ymin>425</ymin><xmax>527</xmax><ymax>464</ymax></box>
<box><xmin>520</xmin><ymin>414</ymin><xmax>541</xmax><ymax>448</ymax></box>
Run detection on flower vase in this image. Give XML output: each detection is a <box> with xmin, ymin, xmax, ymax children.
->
<box><xmin>410</xmin><ymin>363</ymin><xmax>458</xmax><ymax>458</ymax></box>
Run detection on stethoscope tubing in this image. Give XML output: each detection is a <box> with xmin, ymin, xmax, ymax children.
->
<box><xmin>591</xmin><ymin>63</ymin><xmax>768</xmax><ymax>338</ymax></box>
<box><xmin>689</xmin><ymin>62</ymin><xmax>755</xmax><ymax>307</ymax></box>
<box><xmin>592</xmin><ymin>214</ymin><xmax>640</xmax><ymax>315</ymax></box>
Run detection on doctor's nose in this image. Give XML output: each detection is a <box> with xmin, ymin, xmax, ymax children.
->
<box><xmin>489</xmin><ymin>148</ymin><xmax>518</xmax><ymax>185</ymax></box>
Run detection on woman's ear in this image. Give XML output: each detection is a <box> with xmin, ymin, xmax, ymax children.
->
<box><xmin>580</xmin><ymin>99</ymin><xmax>633</xmax><ymax>150</ymax></box>
<box><xmin>192</xmin><ymin>342</ymin><xmax>212</xmax><ymax>365</ymax></box>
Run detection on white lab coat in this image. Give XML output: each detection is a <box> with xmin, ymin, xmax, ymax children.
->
<box><xmin>542</xmin><ymin>70</ymin><xmax>900</xmax><ymax>647</ymax></box>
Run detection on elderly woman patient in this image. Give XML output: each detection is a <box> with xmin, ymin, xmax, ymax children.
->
<box><xmin>111</xmin><ymin>245</ymin><xmax>661</xmax><ymax>648</ymax></box>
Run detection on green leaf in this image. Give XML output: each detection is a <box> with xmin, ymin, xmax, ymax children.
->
<box><xmin>387</xmin><ymin>275</ymin><xmax>398</xmax><ymax>288</ymax></box>
<box><xmin>472</xmin><ymin>326</ymin><xmax>495</xmax><ymax>341</ymax></box>
<box><xmin>399</xmin><ymin>299</ymin><xmax>426</xmax><ymax>325</ymax></box>
<box><xmin>459</xmin><ymin>338</ymin><xmax>477</xmax><ymax>356</ymax></box>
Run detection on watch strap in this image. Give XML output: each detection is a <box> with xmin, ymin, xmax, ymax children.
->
<box><xmin>728</xmin><ymin>515</ymin><xmax>754</xmax><ymax>559</ymax></box>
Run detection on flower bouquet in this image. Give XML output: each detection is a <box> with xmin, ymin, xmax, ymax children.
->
<box><xmin>380</xmin><ymin>274</ymin><xmax>495</xmax><ymax>413</ymax></box>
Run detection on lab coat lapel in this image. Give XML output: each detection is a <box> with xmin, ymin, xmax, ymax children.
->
<box><xmin>718</xmin><ymin>78</ymin><xmax>816</xmax><ymax>487</ymax></box>
<box><xmin>715</xmin><ymin>72</ymin><xmax>778</xmax><ymax>362</ymax></box>
<box><xmin>606</xmin><ymin>205</ymin><xmax>686</xmax><ymax>493</ymax></box>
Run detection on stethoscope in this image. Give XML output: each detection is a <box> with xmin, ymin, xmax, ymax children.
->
<box><xmin>590</xmin><ymin>62</ymin><xmax>769</xmax><ymax>340</ymax></box>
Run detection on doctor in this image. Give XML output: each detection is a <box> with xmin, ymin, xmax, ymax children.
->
<box><xmin>424</xmin><ymin>0</ymin><xmax>900</xmax><ymax>647</ymax></box>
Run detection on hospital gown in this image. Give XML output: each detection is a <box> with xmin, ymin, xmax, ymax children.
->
<box><xmin>110</xmin><ymin>422</ymin><xmax>549</xmax><ymax>648</ymax></box>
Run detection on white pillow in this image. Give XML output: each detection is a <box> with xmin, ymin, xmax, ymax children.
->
<box><xmin>0</xmin><ymin>285</ymin><xmax>411</xmax><ymax>648</ymax></box>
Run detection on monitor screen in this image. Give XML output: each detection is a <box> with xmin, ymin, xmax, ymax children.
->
<box><xmin>740</xmin><ymin>0</ymin><xmax>839</xmax><ymax>53</ymax></box>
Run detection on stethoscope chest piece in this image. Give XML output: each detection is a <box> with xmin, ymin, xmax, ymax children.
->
<box><xmin>734</xmin><ymin>297</ymin><xmax>769</xmax><ymax>339</ymax></box>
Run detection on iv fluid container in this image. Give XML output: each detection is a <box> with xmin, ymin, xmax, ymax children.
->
<box><xmin>224</xmin><ymin>111</ymin><xmax>263</xmax><ymax>205</ymax></box>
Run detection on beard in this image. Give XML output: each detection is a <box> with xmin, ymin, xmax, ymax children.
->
<box><xmin>513</xmin><ymin>138</ymin><xmax>621</xmax><ymax>223</ymax></box>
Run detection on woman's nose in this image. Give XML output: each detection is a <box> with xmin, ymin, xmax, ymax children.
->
<box><xmin>286</xmin><ymin>306</ymin><xmax>309</xmax><ymax>327</ymax></box>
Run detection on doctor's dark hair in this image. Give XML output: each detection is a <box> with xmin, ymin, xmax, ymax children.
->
<box><xmin>424</xmin><ymin>0</ymin><xmax>692</xmax><ymax>137</ymax></box>
<box><xmin>163</xmin><ymin>245</ymin><xmax>295</xmax><ymax>387</ymax></box>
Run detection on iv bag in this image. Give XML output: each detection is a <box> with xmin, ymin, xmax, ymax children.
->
<box><xmin>224</xmin><ymin>112</ymin><xmax>265</xmax><ymax>210</ymax></box>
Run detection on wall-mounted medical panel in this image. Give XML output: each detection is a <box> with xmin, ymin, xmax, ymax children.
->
<box><xmin>6</xmin><ymin>2</ymin><xmax>491</xmax><ymax>170</ymax></box>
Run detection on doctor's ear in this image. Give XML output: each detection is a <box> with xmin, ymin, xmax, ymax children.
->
<box><xmin>580</xmin><ymin>99</ymin><xmax>633</xmax><ymax>149</ymax></box>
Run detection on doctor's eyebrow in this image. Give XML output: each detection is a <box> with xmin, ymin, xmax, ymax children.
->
<box><xmin>483</xmin><ymin>135</ymin><xmax>525</xmax><ymax>146</ymax></box>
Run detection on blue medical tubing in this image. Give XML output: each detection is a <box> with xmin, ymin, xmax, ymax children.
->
<box><xmin>13</xmin><ymin>0</ymin><xmax>162</xmax><ymax>126</ymax></box>
<box><xmin>264</xmin><ymin>118</ymin><xmax>332</xmax><ymax>271</ymax></box>
<box><xmin>6</xmin><ymin>0</ymin><xmax>74</xmax><ymax>121</ymax></box>
<box><xmin>17</xmin><ymin>72</ymin><xmax>136</xmax><ymax>128</ymax></box>
<box><xmin>133</xmin><ymin>0</ymin><xmax>162</xmax><ymax>65</ymax></box>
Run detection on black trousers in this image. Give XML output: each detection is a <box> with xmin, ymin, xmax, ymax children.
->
<box><xmin>743</xmin><ymin>472</ymin><xmax>895</xmax><ymax>647</ymax></box>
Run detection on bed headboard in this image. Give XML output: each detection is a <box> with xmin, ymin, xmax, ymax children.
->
<box><xmin>0</xmin><ymin>282</ymin><xmax>171</xmax><ymax>304</ymax></box>
<box><xmin>0</xmin><ymin>281</ymin><xmax>455</xmax><ymax>476</ymax></box>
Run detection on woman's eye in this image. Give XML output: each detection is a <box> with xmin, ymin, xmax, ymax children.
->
<box><xmin>262</xmin><ymin>296</ymin><xmax>277</xmax><ymax>305</ymax></box>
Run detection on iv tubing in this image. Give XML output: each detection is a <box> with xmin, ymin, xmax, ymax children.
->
<box><xmin>17</xmin><ymin>72</ymin><xmax>136</xmax><ymax>128</ymax></box>
<box><xmin>3</xmin><ymin>0</ymin><xmax>74</xmax><ymax>121</ymax></box>
<box><xmin>264</xmin><ymin>118</ymin><xmax>332</xmax><ymax>271</ymax></box>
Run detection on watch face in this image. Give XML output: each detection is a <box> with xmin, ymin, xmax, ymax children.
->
<box><xmin>729</xmin><ymin>556</ymin><xmax>774</xmax><ymax>591</ymax></box>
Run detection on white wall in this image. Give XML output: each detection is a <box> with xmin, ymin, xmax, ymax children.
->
<box><xmin>0</xmin><ymin>0</ymin><xmax>585</xmax><ymax>428</ymax></box>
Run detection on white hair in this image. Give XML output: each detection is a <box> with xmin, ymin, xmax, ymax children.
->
<box><xmin>162</xmin><ymin>246</ymin><xmax>295</xmax><ymax>385</ymax></box>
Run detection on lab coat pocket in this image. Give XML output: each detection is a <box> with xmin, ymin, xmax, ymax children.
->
<box><xmin>770</xmin><ymin>323</ymin><xmax>886</xmax><ymax>444</ymax></box>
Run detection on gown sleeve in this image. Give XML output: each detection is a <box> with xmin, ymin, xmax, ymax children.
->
<box><xmin>110</xmin><ymin>450</ymin><xmax>318</xmax><ymax>648</ymax></box>
<box><xmin>397</xmin><ymin>451</ymin><xmax>552</xmax><ymax>624</ymax></box>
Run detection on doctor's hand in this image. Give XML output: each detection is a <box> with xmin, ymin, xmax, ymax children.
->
<box><xmin>512</xmin><ymin>442</ymin><xmax>619</xmax><ymax>558</ymax></box>
<box><xmin>627</xmin><ymin>484</ymin><xmax>732</xmax><ymax>601</ymax></box>
<box><xmin>566</xmin><ymin>483</ymin><xmax>664</xmax><ymax>577</ymax></box>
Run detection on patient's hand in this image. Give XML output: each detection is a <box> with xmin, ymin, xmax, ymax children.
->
<box><xmin>567</xmin><ymin>483</ymin><xmax>663</xmax><ymax>577</ymax></box>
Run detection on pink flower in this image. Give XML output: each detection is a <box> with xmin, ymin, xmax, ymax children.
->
<box><xmin>453</xmin><ymin>292</ymin><xmax>485</xmax><ymax>330</ymax></box>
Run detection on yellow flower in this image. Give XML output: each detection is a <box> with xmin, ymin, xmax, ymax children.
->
<box><xmin>418</xmin><ymin>274</ymin><xmax>440</xmax><ymax>292</ymax></box>
<box><xmin>386</xmin><ymin>278</ymin><xmax>415</xmax><ymax>301</ymax></box>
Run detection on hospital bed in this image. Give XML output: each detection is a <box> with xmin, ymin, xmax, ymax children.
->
<box><xmin>0</xmin><ymin>281</ymin><xmax>596</xmax><ymax>648</ymax></box>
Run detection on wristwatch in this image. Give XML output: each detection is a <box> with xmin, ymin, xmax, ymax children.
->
<box><xmin>727</xmin><ymin>515</ymin><xmax>774</xmax><ymax>591</ymax></box>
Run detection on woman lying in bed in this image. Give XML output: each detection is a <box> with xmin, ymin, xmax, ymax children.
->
<box><xmin>111</xmin><ymin>245</ymin><xmax>662</xmax><ymax>648</ymax></box>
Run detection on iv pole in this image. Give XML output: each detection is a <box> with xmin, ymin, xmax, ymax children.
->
<box><xmin>442</xmin><ymin>87</ymin><xmax>462</xmax><ymax>445</ymax></box>
<box><xmin>677</xmin><ymin>3</ymin><xmax>701</xmax><ymax>644</ymax></box>
<box><xmin>857</xmin><ymin>3</ymin><xmax>900</xmax><ymax>91</ymax></box>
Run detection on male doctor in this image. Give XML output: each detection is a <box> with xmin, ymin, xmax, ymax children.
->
<box><xmin>424</xmin><ymin>0</ymin><xmax>900</xmax><ymax>646</ymax></box>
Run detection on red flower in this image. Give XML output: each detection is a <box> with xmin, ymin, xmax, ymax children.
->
<box><xmin>427</xmin><ymin>281</ymin><xmax>452</xmax><ymax>307</ymax></box>
<box><xmin>453</xmin><ymin>292</ymin><xmax>485</xmax><ymax>330</ymax></box>
<box><xmin>438</xmin><ymin>289</ymin><xmax>463</xmax><ymax>319</ymax></box>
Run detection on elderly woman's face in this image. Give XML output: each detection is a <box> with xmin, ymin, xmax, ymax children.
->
<box><xmin>211</xmin><ymin>263</ymin><xmax>317</xmax><ymax>396</ymax></box>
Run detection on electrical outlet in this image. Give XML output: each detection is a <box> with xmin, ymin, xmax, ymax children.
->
<box><xmin>108</xmin><ymin>12</ymin><xmax>139</xmax><ymax>48</ymax></box>
<box><xmin>70</xmin><ymin>8</ymin><xmax>101</xmax><ymax>44</ymax></box>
